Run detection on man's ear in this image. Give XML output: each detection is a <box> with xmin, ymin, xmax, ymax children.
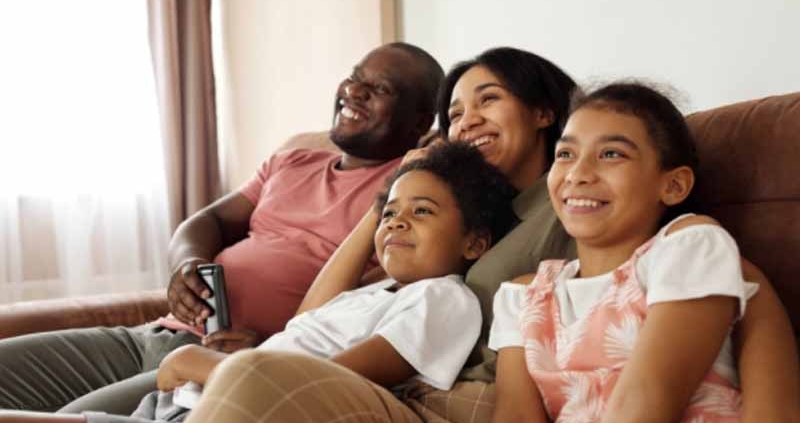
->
<box><xmin>463</xmin><ymin>230</ymin><xmax>490</xmax><ymax>261</ymax></box>
<box><xmin>660</xmin><ymin>166</ymin><xmax>695</xmax><ymax>206</ymax></box>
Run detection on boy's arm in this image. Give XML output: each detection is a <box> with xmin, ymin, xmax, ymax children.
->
<box><xmin>736</xmin><ymin>258</ymin><xmax>800</xmax><ymax>422</ymax></box>
<box><xmin>492</xmin><ymin>347</ymin><xmax>549</xmax><ymax>423</ymax></box>
<box><xmin>156</xmin><ymin>345</ymin><xmax>229</xmax><ymax>391</ymax></box>
<box><xmin>296</xmin><ymin>209</ymin><xmax>380</xmax><ymax>315</ymax></box>
<box><xmin>330</xmin><ymin>335</ymin><xmax>416</xmax><ymax>388</ymax></box>
<box><xmin>601</xmin><ymin>295</ymin><xmax>737</xmax><ymax>423</ymax></box>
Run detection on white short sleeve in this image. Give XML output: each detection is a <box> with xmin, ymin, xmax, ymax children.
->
<box><xmin>641</xmin><ymin>224</ymin><xmax>753</xmax><ymax>318</ymax></box>
<box><xmin>488</xmin><ymin>282</ymin><xmax>527</xmax><ymax>350</ymax></box>
<box><xmin>374</xmin><ymin>275</ymin><xmax>480</xmax><ymax>390</ymax></box>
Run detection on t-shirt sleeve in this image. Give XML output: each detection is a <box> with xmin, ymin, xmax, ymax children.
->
<box><xmin>374</xmin><ymin>278</ymin><xmax>481</xmax><ymax>390</ymax></box>
<box><xmin>488</xmin><ymin>282</ymin><xmax>526</xmax><ymax>350</ymax></box>
<box><xmin>643</xmin><ymin>224</ymin><xmax>753</xmax><ymax>318</ymax></box>
<box><xmin>238</xmin><ymin>150</ymin><xmax>297</xmax><ymax>205</ymax></box>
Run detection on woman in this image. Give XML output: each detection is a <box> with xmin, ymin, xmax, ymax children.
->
<box><xmin>186</xmin><ymin>47</ymin><xmax>797</xmax><ymax>423</ymax></box>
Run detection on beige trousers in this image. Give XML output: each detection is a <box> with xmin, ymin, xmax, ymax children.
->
<box><xmin>184</xmin><ymin>350</ymin><xmax>495</xmax><ymax>423</ymax></box>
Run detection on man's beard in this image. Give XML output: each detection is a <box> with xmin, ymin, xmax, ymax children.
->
<box><xmin>330</xmin><ymin>124</ymin><xmax>410</xmax><ymax>161</ymax></box>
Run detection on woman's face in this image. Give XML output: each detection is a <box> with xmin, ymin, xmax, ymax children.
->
<box><xmin>447</xmin><ymin>65</ymin><xmax>548</xmax><ymax>189</ymax></box>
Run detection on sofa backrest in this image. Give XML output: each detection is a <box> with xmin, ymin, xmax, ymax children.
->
<box><xmin>282</xmin><ymin>103</ymin><xmax>800</xmax><ymax>335</ymax></box>
<box><xmin>686</xmin><ymin>92</ymin><xmax>800</xmax><ymax>335</ymax></box>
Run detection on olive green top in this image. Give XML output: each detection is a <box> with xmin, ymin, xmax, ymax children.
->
<box><xmin>460</xmin><ymin>175</ymin><xmax>577</xmax><ymax>382</ymax></box>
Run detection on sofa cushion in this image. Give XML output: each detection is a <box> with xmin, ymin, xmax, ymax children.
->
<box><xmin>686</xmin><ymin>92</ymin><xmax>800</xmax><ymax>333</ymax></box>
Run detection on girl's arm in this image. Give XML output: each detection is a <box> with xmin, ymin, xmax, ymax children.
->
<box><xmin>491</xmin><ymin>273</ymin><xmax>549</xmax><ymax>423</ymax></box>
<box><xmin>492</xmin><ymin>347</ymin><xmax>549</xmax><ymax>423</ymax></box>
<box><xmin>296</xmin><ymin>209</ymin><xmax>380</xmax><ymax>315</ymax></box>
<box><xmin>602</xmin><ymin>295</ymin><xmax>737</xmax><ymax>423</ymax></box>
<box><xmin>736</xmin><ymin>259</ymin><xmax>800</xmax><ymax>422</ymax></box>
<box><xmin>156</xmin><ymin>345</ymin><xmax>229</xmax><ymax>391</ymax></box>
<box><xmin>330</xmin><ymin>335</ymin><xmax>416</xmax><ymax>388</ymax></box>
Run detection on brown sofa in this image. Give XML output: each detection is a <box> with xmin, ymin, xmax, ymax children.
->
<box><xmin>2</xmin><ymin>92</ymin><xmax>799</xmax><ymax>349</ymax></box>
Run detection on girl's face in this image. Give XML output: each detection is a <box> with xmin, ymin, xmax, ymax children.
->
<box><xmin>375</xmin><ymin>170</ymin><xmax>487</xmax><ymax>285</ymax></box>
<box><xmin>447</xmin><ymin>66</ymin><xmax>550</xmax><ymax>189</ymax></box>
<box><xmin>547</xmin><ymin>107</ymin><xmax>677</xmax><ymax>249</ymax></box>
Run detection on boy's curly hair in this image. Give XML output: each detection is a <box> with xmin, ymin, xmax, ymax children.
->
<box><xmin>376</xmin><ymin>142</ymin><xmax>519</xmax><ymax>246</ymax></box>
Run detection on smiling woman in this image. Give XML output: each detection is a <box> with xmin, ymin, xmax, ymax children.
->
<box><xmin>0</xmin><ymin>1</ymin><xmax>170</xmax><ymax>302</ymax></box>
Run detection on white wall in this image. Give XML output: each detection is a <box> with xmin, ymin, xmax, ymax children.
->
<box><xmin>399</xmin><ymin>0</ymin><xmax>800</xmax><ymax>113</ymax></box>
<box><xmin>214</xmin><ymin>0</ymin><xmax>393</xmax><ymax>189</ymax></box>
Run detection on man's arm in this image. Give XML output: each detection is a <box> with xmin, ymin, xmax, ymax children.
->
<box><xmin>736</xmin><ymin>258</ymin><xmax>800</xmax><ymax>422</ymax></box>
<box><xmin>166</xmin><ymin>192</ymin><xmax>255</xmax><ymax>325</ymax></box>
<box><xmin>295</xmin><ymin>209</ymin><xmax>379</xmax><ymax>315</ymax></box>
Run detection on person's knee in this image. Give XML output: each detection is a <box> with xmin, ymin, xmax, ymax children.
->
<box><xmin>217</xmin><ymin>349</ymin><xmax>321</xmax><ymax>376</ymax></box>
<box><xmin>208</xmin><ymin>349</ymin><xmax>344</xmax><ymax>393</ymax></box>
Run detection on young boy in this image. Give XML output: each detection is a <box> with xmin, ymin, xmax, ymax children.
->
<box><xmin>1</xmin><ymin>142</ymin><xmax>518</xmax><ymax>423</ymax></box>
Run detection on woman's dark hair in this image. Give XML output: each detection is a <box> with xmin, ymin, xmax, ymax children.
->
<box><xmin>570</xmin><ymin>81</ymin><xmax>700</xmax><ymax>219</ymax></box>
<box><xmin>437</xmin><ymin>47</ymin><xmax>578</xmax><ymax>164</ymax></box>
<box><xmin>376</xmin><ymin>142</ymin><xmax>519</xmax><ymax>247</ymax></box>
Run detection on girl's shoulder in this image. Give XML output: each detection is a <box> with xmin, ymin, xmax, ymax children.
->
<box><xmin>649</xmin><ymin>214</ymin><xmax>736</xmax><ymax>259</ymax></box>
<box><xmin>663</xmin><ymin>213</ymin><xmax>721</xmax><ymax>237</ymax></box>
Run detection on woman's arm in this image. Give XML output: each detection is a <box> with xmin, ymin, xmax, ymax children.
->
<box><xmin>492</xmin><ymin>347</ymin><xmax>549</xmax><ymax>423</ymax></box>
<box><xmin>156</xmin><ymin>345</ymin><xmax>229</xmax><ymax>391</ymax></box>
<box><xmin>296</xmin><ymin>209</ymin><xmax>380</xmax><ymax>315</ymax></box>
<box><xmin>736</xmin><ymin>258</ymin><xmax>800</xmax><ymax>422</ymax></box>
<box><xmin>601</xmin><ymin>295</ymin><xmax>738</xmax><ymax>423</ymax></box>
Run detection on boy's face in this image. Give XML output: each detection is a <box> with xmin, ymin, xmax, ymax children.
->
<box><xmin>375</xmin><ymin>170</ymin><xmax>487</xmax><ymax>285</ymax></box>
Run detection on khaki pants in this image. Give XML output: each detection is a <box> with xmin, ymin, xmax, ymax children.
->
<box><xmin>185</xmin><ymin>350</ymin><xmax>495</xmax><ymax>423</ymax></box>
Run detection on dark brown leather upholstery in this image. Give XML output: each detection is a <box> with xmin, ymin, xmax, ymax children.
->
<box><xmin>0</xmin><ymin>290</ymin><xmax>168</xmax><ymax>339</ymax></box>
<box><xmin>686</xmin><ymin>92</ymin><xmax>800</xmax><ymax>334</ymax></box>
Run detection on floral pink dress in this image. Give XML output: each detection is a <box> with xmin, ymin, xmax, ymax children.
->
<box><xmin>522</xmin><ymin>238</ymin><xmax>741</xmax><ymax>422</ymax></box>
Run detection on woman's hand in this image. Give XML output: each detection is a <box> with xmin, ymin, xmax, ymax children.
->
<box><xmin>156</xmin><ymin>345</ymin><xmax>229</xmax><ymax>391</ymax></box>
<box><xmin>202</xmin><ymin>329</ymin><xmax>261</xmax><ymax>353</ymax></box>
<box><xmin>400</xmin><ymin>147</ymin><xmax>430</xmax><ymax>165</ymax></box>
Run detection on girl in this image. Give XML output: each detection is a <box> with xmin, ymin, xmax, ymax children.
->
<box><xmin>440</xmin><ymin>48</ymin><xmax>797</xmax><ymax>422</ymax></box>
<box><xmin>489</xmin><ymin>82</ymin><xmax>758</xmax><ymax>422</ymax></box>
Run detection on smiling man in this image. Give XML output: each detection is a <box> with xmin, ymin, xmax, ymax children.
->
<box><xmin>0</xmin><ymin>42</ymin><xmax>443</xmax><ymax>416</ymax></box>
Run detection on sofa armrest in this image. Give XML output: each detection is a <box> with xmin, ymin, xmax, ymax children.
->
<box><xmin>0</xmin><ymin>290</ymin><xmax>169</xmax><ymax>340</ymax></box>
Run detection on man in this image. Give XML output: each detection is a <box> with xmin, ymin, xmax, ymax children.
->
<box><xmin>0</xmin><ymin>42</ymin><xmax>444</xmax><ymax>415</ymax></box>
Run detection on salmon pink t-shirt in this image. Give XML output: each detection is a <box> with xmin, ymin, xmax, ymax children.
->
<box><xmin>159</xmin><ymin>149</ymin><xmax>400</xmax><ymax>338</ymax></box>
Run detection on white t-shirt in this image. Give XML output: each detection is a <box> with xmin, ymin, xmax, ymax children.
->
<box><xmin>489</xmin><ymin>218</ymin><xmax>758</xmax><ymax>385</ymax></box>
<box><xmin>259</xmin><ymin>274</ymin><xmax>481</xmax><ymax>390</ymax></box>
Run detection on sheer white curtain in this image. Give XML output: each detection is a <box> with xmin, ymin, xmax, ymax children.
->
<box><xmin>0</xmin><ymin>2</ymin><xmax>171</xmax><ymax>303</ymax></box>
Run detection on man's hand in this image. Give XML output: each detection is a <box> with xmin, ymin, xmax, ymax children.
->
<box><xmin>168</xmin><ymin>258</ymin><xmax>212</xmax><ymax>326</ymax></box>
<box><xmin>202</xmin><ymin>329</ymin><xmax>261</xmax><ymax>353</ymax></box>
